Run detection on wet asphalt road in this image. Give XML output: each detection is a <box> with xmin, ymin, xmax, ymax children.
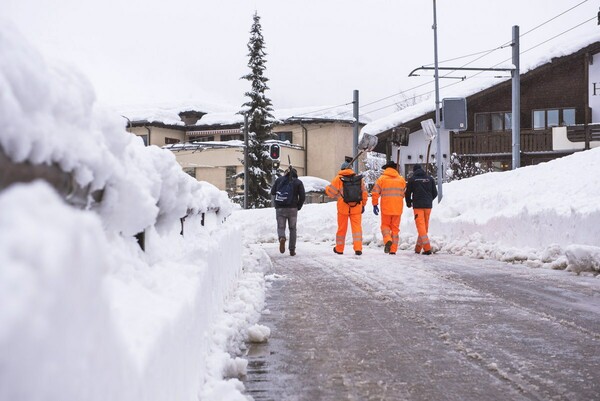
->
<box><xmin>242</xmin><ymin>243</ymin><xmax>600</xmax><ymax>401</ymax></box>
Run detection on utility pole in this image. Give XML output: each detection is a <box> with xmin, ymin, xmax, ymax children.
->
<box><xmin>243</xmin><ymin>114</ymin><xmax>249</xmax><ymax>209</ymax></box>
<box><xmin>353</xmin><ymin>89</ymin><xmax>359</xmax><ymax>172</ymax></box>
<box><xmin>512</xmin><ymin>25</ymin><xmax>521</xmax><ymax>169</ymax></box>
<box><xmin>410</xmin><ymin>21</ymin><xmax>520</xmax><ymax>175</ymax></box>
<box><xmin>432</xmin><ymin>0</ymin><xmax>443</xmax><ymax>202</ymax></box>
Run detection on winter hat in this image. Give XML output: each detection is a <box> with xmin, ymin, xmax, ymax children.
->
<box><xmin>413</xmin><ymin>164</ymin><xmax>423</xmax><ymax>172</ymax></box>
<box><xmin>382</xmin><ymin>161</ymin><xmax>397</xmax><ymax>170</ymax></box>
<box><xmin>340</xmin><ymin>161</ymin><xmax>351</xmax><ymax>170</ymax></box>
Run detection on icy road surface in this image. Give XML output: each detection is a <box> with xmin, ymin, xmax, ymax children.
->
<box><xmin>243</xmin><ymin>242</ymin><xmax>600</xmax><ymax>401</ymax></box>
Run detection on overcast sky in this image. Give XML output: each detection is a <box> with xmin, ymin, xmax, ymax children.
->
<box><xmin>2</xmin><ymin>0</ymin><xmax>598</xmax><ymax>119</ymax></box>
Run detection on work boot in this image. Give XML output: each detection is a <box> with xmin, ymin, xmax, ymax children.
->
<box><xmin>384</xmin><ymin>240</ymin><xmax>392</xmax><ymax>253</ymax></box>
<box><xmin>279</xmin><ymin>238</ymin><xmax>286</xmax><ymax>254</ymax></box>
<box><xmin>355</xmin><ymin>250</ymin><xmax>362</xmax><ymax>256</ymax></box>
<box><xmin>422</xmin><ymin>250</ymin><xmax>432</xmax><ymax>255</ymax></box>
<box><xmin>389</xmin><ymin>252</ymin><xmax>396</xmax><ymax>255</ymax></box>
<box><xmin>290</xmin><ymin>249</ymin><xmax>296</xmax><ymax>256</ymax></box>
<box><xmin>333</xmin><ymin>247</ymin><xmax>343</xmax><ymax>255</ymax></box>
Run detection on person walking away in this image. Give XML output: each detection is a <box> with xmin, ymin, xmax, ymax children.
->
<box><xmin>271</xmin><ymin>167</ymin><xmax>305</xmax><ymax>256</ymax></box>
<box><xmin>325</xmin><ymin>161</ymin><xmax>368</xmax><ymax>256</ymax></box>
<box><xmin>371</xmin><ymin>161</ymin><xmax>406</xmax><ymax>255</ymax></box>
<box><xmin>405</xmin><ymin>164</ymin><xmax>437</xmax><ymax>255</ymax></box>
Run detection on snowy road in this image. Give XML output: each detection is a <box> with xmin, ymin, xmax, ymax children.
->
<box><xmin>243</xmin><ymin>242</ymin><xmax>600</xmax><ymax>401</ymax></box>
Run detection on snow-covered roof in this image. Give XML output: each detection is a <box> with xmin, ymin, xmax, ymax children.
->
<box><xmin>362</xmin><ymin>31</ymin><xmax>600</xmax><ymax>137</ymax></box>
<box><xmin>121</xmin><ymin>104</ymin><xmax>371</xmax><ymax>127</ymax></box>
<box><xmin>118</xmin><ymin>100</ymin><xmax>234</xmax><ymax>126</ymax></box>
<box><xmin>299</xmin><ymin>176</ymin><xmax>329</xmax><ymax>192</ymax></box>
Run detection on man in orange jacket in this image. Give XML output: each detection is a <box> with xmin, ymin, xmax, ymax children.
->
<box><xmin>325</xmin><ymin>161</ymin><xmax>368</xmax><ymax>255</ymax></box>
<box><xmin>371</xmin><ymin>161</ymin><xmax>406</xmax><ymax>255</ymax></box>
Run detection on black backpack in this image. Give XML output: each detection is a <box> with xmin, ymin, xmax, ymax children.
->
<box><xmin>340</xmin><ymin>174</ymin><xmax>363</xmax><ymax>205</ymax></box>
<box><xmin>274</xmin><ymin>176</ymin><xmax>294</xmax><ymax>207</ymax></box>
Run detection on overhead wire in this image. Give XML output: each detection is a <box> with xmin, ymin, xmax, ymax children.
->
<box><xmin>281</xmin><ymin>2</ymin><xmax>595</xmax><ymax>122</ymax></box>
<box><xmin>359</xmin><ymin>0</ymin><xmax>593</xmax><ymax>115</ymax></box>
<box><xmin>361</xmin><ymin>9</ymin><xmax>596</xmax><ymax>116</ymax></box>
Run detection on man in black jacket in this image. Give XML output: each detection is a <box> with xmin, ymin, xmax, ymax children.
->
<box><xmin>405</xmin><ymin>164</ymin><xmax>438</xmax><ymax>255</ymax></box>
<box><xmin>270</xmin><ymin>167</ymin><xmax>306</xmax><ymax>256</ymax></box>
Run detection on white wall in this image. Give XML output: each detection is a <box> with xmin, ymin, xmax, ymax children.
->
<box><xmin>392</xmin><ymin>128</ymin><xmax>451</xmax><ymax>177</ymax></box>
<box><xmin>590</xmin><ymin>52</ymin><xmax>600</xmax><ymax>123</ymax></box>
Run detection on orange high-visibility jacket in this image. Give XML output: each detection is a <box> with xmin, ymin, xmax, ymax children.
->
<box><xmin>326</xmin><ymin>168</ymin><xmax>368</xmax><ymax>215</ymax></box>
<box><xmin>371</xmin><ymin>167</ymin><xmax>406</xmax><ymax>215</ymax></box>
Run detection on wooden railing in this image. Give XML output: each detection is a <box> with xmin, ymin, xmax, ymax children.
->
<box><xmin>451</xmin><ymin>129</ymin><xmax>552</xmax><ymax>155</ymax></box>
<box><xmin>567</xmin><ymin>124</ymin><xmax>600</xmax><ymax>148</ymax></box>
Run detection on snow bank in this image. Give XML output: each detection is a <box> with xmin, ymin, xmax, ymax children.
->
<box><xmin>429</xmin><ymin>148</ymin><xmax>600</xmax><ymax>272</ymax></box>
<box><xmin>0</xmin><ymin>22</ymin><xmax>251</xmax><ymax>401</ymax></box>
<box><xmin>0</xmin><ymin>183</ymin><xmax>132</xmax><ymax>401</ymax></box>
<box><xmin>0</xmin><ymin>25</ymin><xmax>232</xmax><ymax>237</ymax></box>
<box><xmin>231</xmin><ymin>147</ymin><xmax>600</xmax><ymax>275</ymax></box>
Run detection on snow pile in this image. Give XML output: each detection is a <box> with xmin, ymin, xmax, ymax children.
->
<box><xmin>247</xmin><ymin>324</ymin><xmax>271</xmax><ymax>343</ymax></box>
<box><xmin>231</xmin><ymin>147</ymin><xmax>600</xmax><ymax>275</ymax></box>
<box><xmin>2</xmin><ymin>15</ymin><xmax>600</xmax><ymax>401</ymax></box>
<box><xmin>299</xmin><ymin>175</ymin><xmax>329</xmax><ymax>193</ymax></box>
<box><xmin>0</xmin><ymin>183</ymin><xmax>131</xmax><ymax>401</ymax></box>
<box><xmin>0</xmin><ymin>26</ymin><xmax>232</xmax><ymax>237</ymax></box>
<box><xmin>0</xmin><ymin>23</ymin><xmax>254</xmax><ymax>401</ymax></box>
<box><xmin>565</xmin><ymin>245</ymin><xmax>600</xmax><ymax>274</ymax></box>
<box><xmin>433</xmin><ymin>148</ymin><xmax>600</xmax><ymax>271</ymax></box>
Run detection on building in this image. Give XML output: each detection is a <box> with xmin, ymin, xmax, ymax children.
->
<box><xmin>124</xmin><ymin>105</ymin><xmax>368</xmax><ymax>197</ymax></box>
<box><xmin>362</xmin><ymin>35</ymin><xmax>600</xmax><ymax>178</ymax></box>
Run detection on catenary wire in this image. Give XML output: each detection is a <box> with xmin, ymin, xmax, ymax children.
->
<box><xmin>361</xmin><ymin>13</ymin><xmax>597</xmax><ymax>117</ymax></box>
<box><xmin>361</xmin><ymin>0</ymin><xmax>592</xmax><ymax>111</ymax></box>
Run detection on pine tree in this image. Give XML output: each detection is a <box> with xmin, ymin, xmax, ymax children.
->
<box><xmin>240</xmin><ymin>11</ymin><xmax>275</xmax><ymax>208</ymax></box>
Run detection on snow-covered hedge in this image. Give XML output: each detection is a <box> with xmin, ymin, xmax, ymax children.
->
<box><xmin>0</xmin><ymin>23</ymin><xmax>246</xmax><ymax>401</ymax></box>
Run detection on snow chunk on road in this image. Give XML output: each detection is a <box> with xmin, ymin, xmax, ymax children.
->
<box><xmin>247</xmin><ymin>324</ymin><xmax>271</xmax><ymax>343</ymax></box>
<box><xmin>565</xmin><ymin>245</ymin><xmax>600</xmax><ymax>274</ymax></box>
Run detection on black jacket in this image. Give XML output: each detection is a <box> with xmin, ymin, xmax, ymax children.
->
<box><xmin>406</xmin><ymin>168</ymin><xmax>437</xmax><ymax>209</ymax></box>
<box><xmin>270</xmin><ymin>170</ymin><xmax>306</xmax><ymax>209</ymax></box>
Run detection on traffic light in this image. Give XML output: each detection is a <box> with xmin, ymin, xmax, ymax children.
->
<box><xmin>269</xmin><ymin>144</ymin><xmax>280</xmax><ymax>160</ymax></box>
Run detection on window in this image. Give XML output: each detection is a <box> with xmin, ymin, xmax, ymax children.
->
<box><xmin>221</xmin><ymin>134</ymin><xmax>243</xmax><ymax>141</ymax></box>
<box><xmin>562</xmin><ymin>109</ymin><xmax>576</xmax><ymax>126</ymax></box>
<box><xmin>475</xmin><ymin>114</ymin><xmax>490</xmax><ymax>132</ymax></box>
<box><xmin>183</xmin><ymin>168</ymin><xmax>196</xmax><ymax>178</ymax></box>
<box><xmin>194</xmin><ymin>136</ymin><xmax>215</xmax><ymax>142</ymax></box>
<box><xmin>532</xmin><ymin>108</ymin><xmax>576</xmax><ymax>129</ymax></box>
<box><xmin>475</xmin><ymin>112</ymin><xmax>511</xmax><ymax>132</ymax></box>
<box><xmin>165</xmin><ymin>137</ymin><xmax>180</xmax><ymax>144</ymax></box>
<box><xmin>491</xmin><ymin>113</ymin><xmax>504</xmax><ymax>131</ymax></box>
<box><xmin>505</xmin><ymin>113</ymin><xmax>512</xmax><ymax>130</ymax></box>
<box><xmin>533</xmin><ymin>110</ymin><xmax>546</xmax><ymax>130</ymax></box>
<box><xmin>274</xmin><ymin>131</ymin><xmax>293</xmax><ymax>142</ymax></box>
<box><xmin>547</xmin><ymin>110</ymin><xmax>559</xmax><ymax>127</ymax></box>
<box><xmin>225</xmin><ymin>166</ymin><xmax>237</xmax><ymax>193</ymax></box>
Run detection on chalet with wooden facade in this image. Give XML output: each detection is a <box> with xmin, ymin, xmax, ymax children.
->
<box><xmin>363</xmin><ymin>37</ymin><xmax>600</xmax><ymax>177</ymax></box>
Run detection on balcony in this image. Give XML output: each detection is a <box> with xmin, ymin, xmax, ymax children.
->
<box><xmin>451</xmin><ymin>129</ymin><xmax>552</xmax><ymax>156</ymax></box>
<box><xmin>567</xmin><ymin>124</ymin><xmax>600</xmax><ymax>147</ymax></box>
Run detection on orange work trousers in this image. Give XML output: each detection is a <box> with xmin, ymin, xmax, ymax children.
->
<box><xmin>413</xmin><ymin>208</ymin><xmax>432</xmax><ymax>253</ymax></box>
<box><xmin>335</xmin><ymin>213</ymin><xmax>363</xmax><ymax>253</ymax></box>
<box><xmin>380</xmin><ymin>214</ymin><xmax>401</xmax><ymax>253</ymax></box>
